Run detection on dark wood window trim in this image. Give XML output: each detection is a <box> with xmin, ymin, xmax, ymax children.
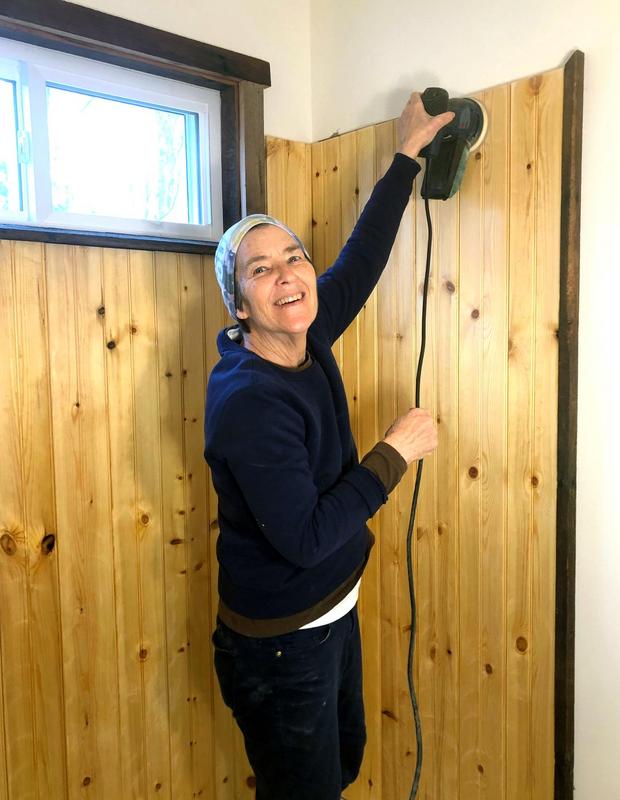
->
<box><xmin>0</xmin><ymin>0</ymin><xmax>271</xmax><ymax>253</ymax></box>
<box><xmin>555</xmin><ymin>48</ymin><xmax>583</xmax><ymax>800</ymax></box>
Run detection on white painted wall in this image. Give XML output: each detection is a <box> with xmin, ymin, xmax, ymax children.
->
<box><xmin>66</xmin><ymin>1</ymin><xmax>620</xmax><ymax>795</ymax></box>
<box><xmin>311</xmin><ymin>4</ymin><xmax>620</xmax><ymax>797</ymax></box>
<box><xmin>68</xmin><ymin>0</ymin><xmax>313</xmax><ymax>142</ymax></box>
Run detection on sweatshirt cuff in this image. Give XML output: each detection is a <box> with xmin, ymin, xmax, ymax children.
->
<box><xmin>359</xmin><ymin>441</ymin><xmax>408</xmax><ymax>494</ymax></box>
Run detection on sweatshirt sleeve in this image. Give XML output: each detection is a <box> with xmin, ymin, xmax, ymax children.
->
<box><xmin>313</xmin><ymin>153</ymin><xmax>421</xmax><ymax>344</ymax></box>
<box><xmin>214</xmin><ymin>386</ymin><xmax>389</xmax><ymax>569</ymax></box>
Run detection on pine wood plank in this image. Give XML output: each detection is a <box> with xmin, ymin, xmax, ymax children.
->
<box><xmin>153</xmin><ymin>252</ymin><xmax>193</xmax><ymax>799</ymax></box>
<box><xmin>374</xmin><ymin>120</ymin><xmax>412</xmax><ymax>800</ymax></box>
<box><xmin>531</xmin><ymin>67</ymin><xmax>563</xmax><ymax>799</ymax></box>
<box><xmin>14</xmin><ymin>241</ymin><xmax>69</xmax><ymax>799</ymax></box>
<box><xmin>311</xmin><ymin>141</ymin><xmax>326</xmax><ymax>274</ymax></box>
<box><xmin>457</xmin><ymin>110</ymin><xmax>485</xmax><ymax>799</ymax></box>
<box><xmin>355</xmin><ymin>123</ymin><xmax>383</xmax><ymax>800</ymax></box>
<box><xmin>506</xmin><ymin>75</ymin><xmax>538</xmax><ymax>800</ymax></box>
<box><xmin>479</xmin><ymin>84</ymin><xmax>510</xmax><ymax>800</ymax></box>
<box><xmin>179</xmin><ymin>253</ymin><xmax>215</xmax><ymax>800</ymax></box>
<box><xmin>430</xmin><ymin>170</ymin><xmax>461</xmax><ymax>798</ymax></box>
<box><xmin>129</xmin><ymin>249</ymin><xmax>172</xmax><ymax>799</ymax></box>
<box><xmin>0</xmin><ymin>239</ymin><xmax>37</xmax><ymax>800</ymax></box>
<box><xmin>101</xmin><ymin>247</ymin><xmax>146</xmax><ymax>799</ymax></box>
<box><xmin>46</xmin><ymin>243</ymin><xmax>122</xmax><ymax>798</ymax></box>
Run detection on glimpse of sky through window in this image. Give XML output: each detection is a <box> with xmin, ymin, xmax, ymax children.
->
<box><xmin>0</xmin><ymin>79</ymin><xmax>21</xmax><ymax>214</ymax></box>
<box><xmin>46</xmin><ymin>85</ymin><xmax>198</xmax><ymax>223</ymax></box>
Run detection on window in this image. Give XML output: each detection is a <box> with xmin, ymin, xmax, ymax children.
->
<box><xmin>0</xmin><ymin>37</ymin><xmax>223</xmax><ymax>241</ymax></box>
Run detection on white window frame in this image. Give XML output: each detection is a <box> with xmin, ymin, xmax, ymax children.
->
<box><xmin>0</xmin><ymin>36</ymin><xmax>223</xmax><ymax>241</ymax></box>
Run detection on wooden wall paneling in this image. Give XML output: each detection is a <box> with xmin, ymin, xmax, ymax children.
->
<box><xmin>16</xmin><ymin>241</ymin><xmax>69</xmax><ymax>798</ymax></box>
<box><xmin>129</xmin><ymin>249</ymin><xmax>172</xmax><ymax>798</ymax></box>
<box><xmin>266</xmin><ymin>137</ymin><xmax>313</xmax><ymax>252</ymax></box>
<box><xmin>478</xmin><ymin>84</ymin><xmax>510</xmax><ymax>800</ymax></box>
<box><xmin>46</xmin><ymin>243</ymin><xmax>122</xmax><ymax>798</ymax></box>
<box><xmin>373</xmin><ymin>119</ymin><xmax>410</xmax><ymax>800</ymax></box>
<box><xmin>310</xmin><ymin>141</ymin><xmax>326</xmax><ymax>273</ymax></box>
<box><xmin>101</xmin><ymin>247</ymin><xmax>146</xmax><ymax>799</ymax></box>
<box><xmin>457</xmin><ymin>108</ymin><xmax>485</xmax><ymax>799</ymax></box>
<box><xmin>531</xmin><ymin>68</ymin><xmax>562</xmax><ymax>798</ymax></box>
<box><xmin>506</xmin><ymin>75</ymin><xmax>538</xmax><ymax>800</ymax></box>
<box><xmin>431</xmin><ymin>146</ymin><xmax>461</xmax><ymax>798</ymax></box>
<box><xmin>354</xmin><ymin>123</ymin><xmax>383</xmax><ymax>800</ymax></box>
<box><xmin>152</xmin><ymin>252</ymin><xmax>193</xmax><ymax>798</ymax></box>
<box><xmin>0</xmin><ymin>239</ymin><xmax>37</xmax><ymax>800</ymax></box>
<box><xmin>180</xmin><ymin>254</ymin><xmax>215</xmax><ymax>800</ymax></box>
<box><xmin>323</xmin><ymin>137</ymin><xmax>344</xmax><ymax>371</ymax></box>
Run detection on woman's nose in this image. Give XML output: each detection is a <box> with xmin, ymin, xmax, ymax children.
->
<box><xmin>276</xmin><ymin>262</ymin><xmax>295</xmax><ymax>281</ymax></box>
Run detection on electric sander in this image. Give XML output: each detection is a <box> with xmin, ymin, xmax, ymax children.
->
<box><xmin>419</xmin><ymin>87</ymin><xmax>488</xmax><ymax>199</ymax></box>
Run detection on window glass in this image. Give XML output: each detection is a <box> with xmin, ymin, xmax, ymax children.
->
<box><xmin>47</xmin><ymin>85</ymin><xmax>201</xmax><ymax>224</ymax></box>
<box><xmin>0</xmin><ymin>78</ymin><xmax>21</xmax><ymax>214</ymax></box>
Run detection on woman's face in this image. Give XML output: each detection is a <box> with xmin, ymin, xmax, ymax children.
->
<box><xmin>235</xmin><ymin>225</ymin><xmax>318</xmax><ymax>339</ymax></box>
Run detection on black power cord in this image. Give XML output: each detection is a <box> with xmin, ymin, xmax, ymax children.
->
<box><xmin>406</xmin><ymin>180</ymin><xmax>434</xmax><ymax>800</ymax></box>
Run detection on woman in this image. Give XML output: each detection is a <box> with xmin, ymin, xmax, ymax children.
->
<box><xmin>205</xmin><ymin>92</ymin><xmax>452</xmax><ymax>800</ymax></box>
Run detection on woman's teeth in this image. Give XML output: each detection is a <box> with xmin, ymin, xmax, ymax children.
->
<box><xmin>276</xmin><ymin>293</ymin><xmax>303</xmax><ymax>306</ymax></box>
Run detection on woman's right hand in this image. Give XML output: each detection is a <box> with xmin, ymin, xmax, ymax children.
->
<box><xmin>383</xmin><ymin>407</ymin><xmax>438</xmax><ymax>465</ymax></box>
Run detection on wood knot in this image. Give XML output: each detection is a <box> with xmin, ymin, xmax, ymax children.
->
<box><xmin>1</xmin><ymin>533</ymin><xmax>17</xmax><ymax>556</ymax></box>
<box><xmin>529</xmin><ymin>75</ymin><xmax>543</xmax><ymax>94</ymax></box>
<box><xmin>170</xmin><ymin>538</ymin><xmax>184</xmax><ymax>545</ymax></box>
<box><xmin>106</xmin><ymin>340</ymin><xmax>116</xmax><ymax>350</ymax></box>
<box><xmin>246</xmin><ymin>776</ymin><xmax>257</xmax><ymax>789</ymax></box>
<box><xmin>97</xmin><ymin>306</ymin><xmax>105</xmax><ymax>316</ymax></box>
<box><xmin>516</xmin><ymin>636</ymin><xmax>528</xmax><ymax>653</ymax></box>
<box><xmin>526</xmin><ymin>162</ymin><xmax>533</xmax><ymax>171</ymax></box>
<box><xmin>429</xmin><ymin>645</ymin><xmax>437</xmax><ymax>661</ymax></box>
<box><xmin>154</xmin><ymin>783</ymin><xmax>162</xmax><ymax>791</ymax></box>
<box><xmin>531</xmin><ymin>475</ymin><xmax>539</xmax><ymax>488</ymax></box>
<box><xmin>381</xmin><ymin>708</ymin><xmax>398</xmax><ymax>721</ymax></box>
<box><xmin>475</xmin><ymin>152</ymin><xmax>482</xmax><ymax>161</ymax></box>
<box><xmin>165</xmin><ymin>371</ymin><xmax>173</xmax><ymax>378</ymax></box>
<box><xmin>315</xmin><ymin>171</ymin><xmax>320</xmax><ymax>178</ymax></box>
<box><xmin>477</xmin><ymin>764</ymin><xmax>485</xmax><ymax>774</ymax></box>
<box><xmin>471</xmin><ymin>308</ymin><xmax>480</xmax><ymax>319</ymax></box>
<box><xmin>445</xmin><ymin>280</ymin><xmax>456</xmax><ymax>294</ymax></box>
<box><xmin>139</xmin><ymin>648</ymin><xmax>148</xmax><ymax>661</ymax></box>
<box><xmin>485</xmin><ymin>663</ymin><xmax>493</xmax><ymax>674</ymax></box>
<box><xmin>468</xmin><ymin>466</ymin><xmax>479</xmax><ymax>479</ymax></box>
<box><xmin>354</xmin><ymin>187</ymin><xmax>360</xmax><ymax>195</ymax></box>
<box><xmin>140</xmin><ymin>513</ymin><xmax>150</xmax><ymax>525</ymax></box>
<box><xmin>332</xmin><ymin>165</ymin><xmax>338</xmax><ymax>172</ymax></box>
<box><xmin>82</xmin><ymin>777</ymin><xmax>92</xmax><ymax>786</ymax></box>
<box><xmin>41</xmin><ymin>533</ymin><xmax>56</xmax><ymax>555</ymax></box>
<box><xmin>130</xmin><ymin>325</ymin><xmax>138</xmax><ymax>334</ymax></box>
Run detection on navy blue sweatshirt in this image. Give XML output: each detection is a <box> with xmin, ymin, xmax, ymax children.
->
<box><xmin>204</xmin><ymin>153</ymin><xmax>421</xmax><ymax>634</ymax></box>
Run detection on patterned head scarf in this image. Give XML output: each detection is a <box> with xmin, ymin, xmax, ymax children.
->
<box><xmin>214</xmin><ymin>214</ymin><xmax>311</xmax><ymax>321</ymax></box>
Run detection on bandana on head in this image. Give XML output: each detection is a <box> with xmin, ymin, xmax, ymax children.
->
<box><xmin>214</xmin><ymin>214</ymin><xmax>311</xmax><ymax>321</ymax></box>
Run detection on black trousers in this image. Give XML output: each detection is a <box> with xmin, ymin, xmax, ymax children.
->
<box><xmin>212</xmin><ymin>607</ymin><xmax>366</xmax><ymax>800</ymax></box>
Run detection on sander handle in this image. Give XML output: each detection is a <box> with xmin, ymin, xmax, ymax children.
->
<box><xmin>420</xmin><ymin>87</ymin><xmax>450</xmax><ymax>158</ymax></box>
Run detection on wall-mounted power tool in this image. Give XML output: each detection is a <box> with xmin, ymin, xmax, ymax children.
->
<box><xmin>419</xmin><ymin>87</ymin><xmax>488</xmax><ymax>199</ymax></box>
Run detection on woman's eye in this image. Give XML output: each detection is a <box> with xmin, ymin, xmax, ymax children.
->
<box><xmin>288</xmin><ymin>255</ymin><xmax>302</xmax><ymax>263</ymax></box>
<box><xmin>252</xmin><ymin>266</ymin><xmax>268</xmax><ymax>275</ymax></box>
